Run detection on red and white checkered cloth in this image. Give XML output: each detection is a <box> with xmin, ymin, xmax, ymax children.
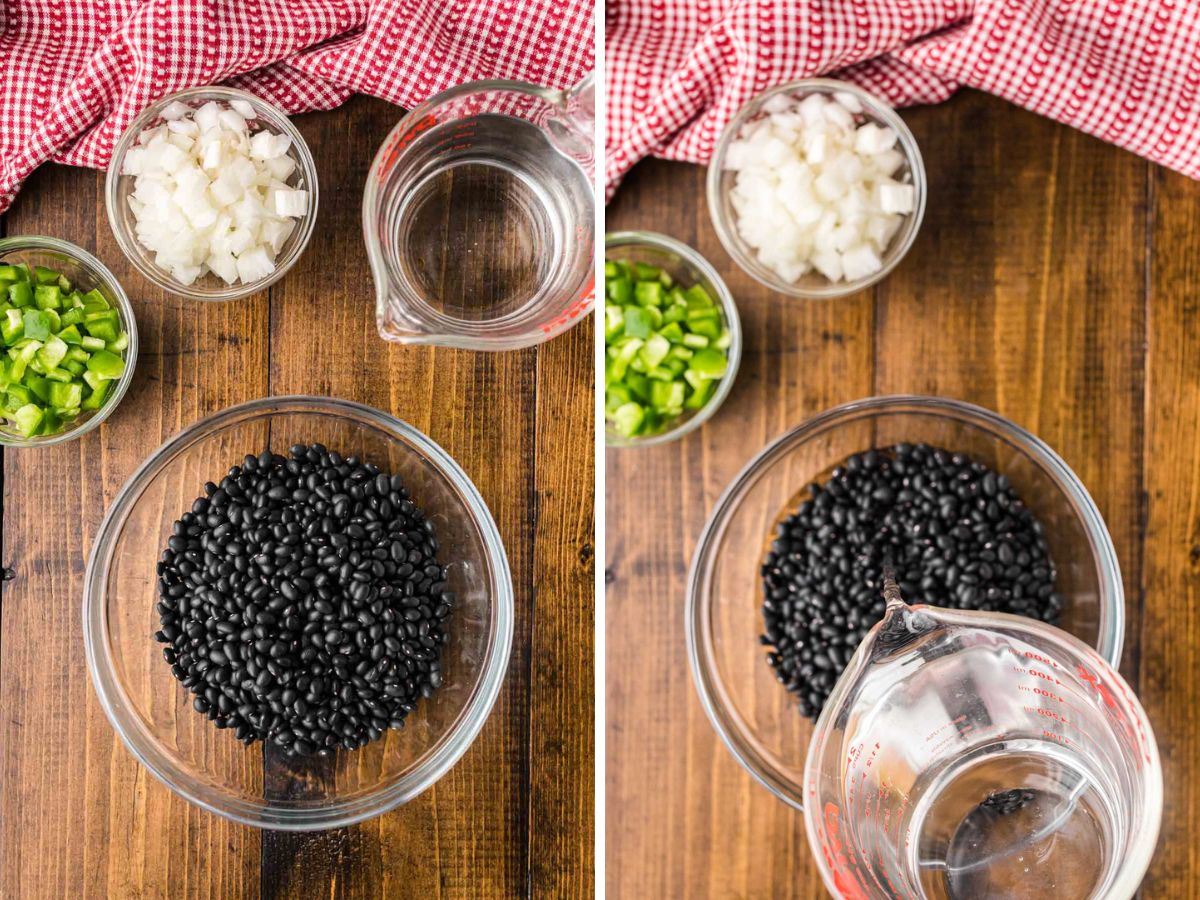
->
<box><xmin>0</xmin><ymin>0</ymin><xmax>593</xmax><ymax>214</ymax></box>
<box><xmin>606</xmin><ymin>0</ymin><xmax>1200</xmax><ymax>197</ymax></box>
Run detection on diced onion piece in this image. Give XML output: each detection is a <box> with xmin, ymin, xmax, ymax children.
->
<box><xmin>878</xmin><ymin>182</ymin><xmax>915</xmax><ymax>215</ymax></box>
<box><xmin>230</xmin><ymin>99</ymin><xmax>256</xmax><ymax>119</ymax></box>
<box><xmin>272</xmin><ymin>189</ymin><xmax>308</xmax><ymax>218</ymax></box>
<box><xmin>236</xmin><ymin>247</ymin><xmax>275</xmax><ymax>283</ymax></box>
<box><xmin>842</xmin><ymin>244</ymin><xmax>883</xmax><ymax>280</ymax></box>
<box><xmin>161</xmin><ymin>100</ymin><xmax>192</xmax><ymax>121</ymax></box>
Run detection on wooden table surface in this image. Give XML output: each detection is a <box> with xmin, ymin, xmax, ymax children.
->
<box><xmin>606</xmin><ymin>89</ymin><xmax>1199</xmax><ymax>898</ymax></box>
<box><xmin>0</xmin><ymin>95</ymin><xmax>593</xmax><ymax>899</ymax></box>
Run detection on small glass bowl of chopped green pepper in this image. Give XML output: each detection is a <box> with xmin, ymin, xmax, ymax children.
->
<box><xmin>0</xmin><ymin>236</ymin><xmax>138</xmax><ymax>446</ymax></box>
<box><xmin>605</xmin><ymin>232</ymin><xmax>741</xmax><ymax>447</ymax></box>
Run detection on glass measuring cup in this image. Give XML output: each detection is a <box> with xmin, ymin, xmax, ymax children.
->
<box><xmin>803</xmin><ymin>589</ymin><xmax>1161</xmax><ymax>900</ymax></box>
<box><xmin>364</xmin><ymin>76</ymin><xmax>595</xmax><ymax>350</ymax></box>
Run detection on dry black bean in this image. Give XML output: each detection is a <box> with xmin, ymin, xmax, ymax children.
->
<box><xmin>761</xmin><ymin>443</ymin><xmax>1061</xmax><ymax>720</ymax></box>
<box><xmin>154</xmin><ymin>443</ymin><xmax>455</xmax><ymax>754</ymax></box>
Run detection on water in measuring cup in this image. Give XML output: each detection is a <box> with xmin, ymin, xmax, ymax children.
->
<box><xmin>911</xmin><ymin>744</ymin><xmax>1113</xmax><ymax>899</ymax></box>
<box><xmin>389</xmin><ymin>114</ymin><xmax>590</xmax><ymax>323</ymax></box>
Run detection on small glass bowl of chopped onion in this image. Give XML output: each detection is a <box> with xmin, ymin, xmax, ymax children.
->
<box><xmin>105</xmin><ymin>86</ymin><xmax>319</xmax><ymax>301</ymax></box>
<box><xmin>707</xmin><ymin>79</ymin><xmax>926</xmax><ymax>300</ymax></box>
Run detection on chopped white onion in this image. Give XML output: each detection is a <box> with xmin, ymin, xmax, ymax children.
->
<box><xmin>724</xmin><ymin>92</ymin><xmax>915</xmax><ymax>285</ymax></box>
<box><xmin>124</xmin><ymin>99</ymin><xmax>307</xmax><ymax>286</ymax></box>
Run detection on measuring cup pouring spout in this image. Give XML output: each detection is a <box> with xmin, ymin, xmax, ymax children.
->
<box><xmin>363</xmin><ymin>75</ymin><xmax>596</xmax><ymax>351</ymax></box>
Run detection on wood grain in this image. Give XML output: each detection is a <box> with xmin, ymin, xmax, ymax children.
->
<box><xmin>605</xmin><ymin>89</ymin><xmax>1190</xmax><ymax>897</ymax></box>
<box><xmin>0</xmin><ymin>95</ymin><xmax>593</xmax><ymax>899</ymax></box>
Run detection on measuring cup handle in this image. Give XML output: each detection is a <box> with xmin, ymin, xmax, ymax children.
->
<box><xmin>562</xmin><ymin>71</ymin><xmax>595</xmax><ymax>135</ymax></box>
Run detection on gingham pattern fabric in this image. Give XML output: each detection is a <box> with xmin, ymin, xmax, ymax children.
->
<box><xmin>0</xmin><ymin>0</ymin><xmax>594</xmax><ymax>214</ymax></box>
<box><xmin>606</xmin><ymin>0</ymin><xmax>1200</xmax><ymax>197</ymax></box>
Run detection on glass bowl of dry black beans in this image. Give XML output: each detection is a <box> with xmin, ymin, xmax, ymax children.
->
<box><xmin>686</xmin><ymin>395</ymin><xmax>1123</xmax><ymax>811</ymax></box>
<box><xmin>83</xmin><ymin>396</ymin><xmax>513</xmax><ymax>830</ymax></box>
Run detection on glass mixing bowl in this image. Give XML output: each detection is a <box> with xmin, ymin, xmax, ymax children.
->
<box><xmin>0</xmin><ymin>235</ymin><xmax>138</xmax><ymax>447</ymax></box>
<box><xmin>706</xmin><ymin>78</ymin><xmax>926</xmax><ymax>300</ymax></box>
<box><xmin>605</xmin><ymin>231</ymin><xmax>742</xmax><ymax>447</ymax></box>
<box><xmin>105</xmin><ymin>86</ymin><xmax>319</xmax><ymax>301</ymax></box>
<box><xmin>84</xmin><ymin>396</ymin><xmax>512</xmax><ymax>829</ymax></box>
<box><xmin>686</xmin><ymin>395</ymin><xmax>1123</xmax><ymax>810</ymax></box>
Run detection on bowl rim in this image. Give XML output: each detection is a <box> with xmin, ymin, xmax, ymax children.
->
<box><xmin>705</xmin><ymin>77</ymin><xmax>928</xmax><ymax>300</ymax></box>
<box><xmin>685</xmin><ymin>394</ymin><xmax>1125</xmax><ymax>811</ymax></box>
<box><xmin>82</xmin><ymin>395</ymin><xmax>514</xmax><ymax>829</ymax></box>
<box><xmin>604</xmin><ymin>230</ymin><xmax>742</xmax><ymax>447</ymax></box>
<box><xmin>0</xmin><ymin>235</ymin><xmax>139</xmax><ymax>447</ymax></box>
<box><xmin>104</xmin><ymin>85</ymin><xmax>319</xmax><ymax>302</ymax></box>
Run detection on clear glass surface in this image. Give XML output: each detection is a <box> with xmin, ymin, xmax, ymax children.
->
<box><xmin>803</xmin><ymin>598</ymin><xmax>1161</xmax><ymax>899</ymax></box>
<box><xmin>604</xmin><ymin>231</ymin><xmax>742</xmax><ymax>447</ymax></box>
<box><xmin>84</xmin><ymin>397</ymin><xmax>513</xmax><ymax>829</ymax></box>
<box><xmin>706</xmin><ymin>78</ymin><xmax>927</xmax><ymax>299</ymax></box>
<box><xmin>686</xmin><ymin>396</ymin><xmax>1125</xmax><ymax>814</ymax></box>
<box><xmin>0</xmin><ymin>236</ymin><xmax>139</xmax><ymax>447</ymax></box>
<box><xmin>365</xmin><ymin>78</ymin><xmax>595</xmax><ymax>350</ymax></box>
<box><xmin>105</xmin><ymin>86</ymin><xmax>319</xmax><ymax>301</ymax></box>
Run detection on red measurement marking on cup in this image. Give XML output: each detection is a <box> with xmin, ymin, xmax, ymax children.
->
<box><xmin>376</xmin><ymin>114</ymin><xmax>438</xmax><ymax>182</ymax></box>
<box><xmin>539</xmin><ymin>278</ymin><xmax>595</xmax><ymax>335</ymax></box>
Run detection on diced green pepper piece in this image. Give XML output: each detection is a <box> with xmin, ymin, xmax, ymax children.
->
<box><xmin>12</xmin><ymin>402</ymin><xmax>43</xmax><ymax>437</ymax></box>
<box><xmin>10</xmin><ymin>341</ymin><xmax>39</xmax><ymax>381</ymax></box>
<box><xmin>48</xmin><ymin>381</ymin><xmax>82</xmax><ymax>409</ymax></box>
<box><xmin>33</xmin><ymin>265</ymin><xmax>59</xmax><ymax>285</ymax></box>
<box><xmin>57</xmin><ymin>324</ymin><xmax>82</xmax><ymax>345</ymax></box>
<box><xmin>81</xmin><ymin>288</ymin><xmax>109</xmax><ymax>309</ymax></box>
<box><xmin>659</xmin><ymin>322</ymin><xmax>684</xmax><ymax>343</ymax></box>
<box><xmin>83</xmin><ymin>370</ymin><xmax>107</xmax><ymax>392</ymax></box>
<box><xmin>607</xmin><ymin>276</ymin><xmax>632</xmax><ymax>305</ymax></box>
<box><xmin>610</xmin><ymin>338</ymin><xmax>643</xmax><ymax>382</ymax></box>
<box><xmin>59</xmin><ymin>307</ymin><xmax>84</xmax><ymax>327</ymax></box>
<box><xmin>685</xmin><ymin>379</ymin><xmax>717</xmax><ymax>410</ymax></box>
<box><xmin>604</xmin><ymin>305</ymin><xmax>625</xmax><ymax>341</ymax></box>
<box><xmin>639</xmin><ymin>333</ymin><xmax>671</xmax><ymax>369</ymax></box>
<box><xmin>65</xmin><ymin>345</ymin><xmax>89</xmax><ymax>363</ymax></box>
<box><xmin>80</xmin><ymin>335</ymin><xmax>106</xmax><ymax>352</ymax></box>
<box><xmin>86</xmin><ymin>349</ymin><xmax>125</xmax><ymax>380</ymax></box>
<box><xmin>611</xmin><ymin>402</ymin><xmax>645</xmax><ymax>438</ymax></box>
<box><xmin>668</xmin><ymin>344</ymin><xmax>693</xmax><ymax>361</ymax></box>
<box><xmin>37</xmin><ymin>336</ymin><xmax>68</xmax><ymax>370</ymax></box>
<box><xmin>684</xmin><ymin>284</ymin><xmax>715</xmax><ymax>309</ymax></box>
<box><xmin>0</xmin><ymin>357</ymin><xmax>11</xmax><ymax>390</ymax></box>
<box><xmin>635</xmin><ymin>280</ymin><xmax>664</xmax><ymax>307</ymax></box>
<box><xmin>45</xmin><ymin>367</ymin><xmax>73</xmax><ymax>383</ymax></box>
<box><xmin>83</xmin><ymin>309</ymin><xmax>120</xmax><ymax>342</ymax></box>
<box><xmin>57</xmin><ymin>274</ymin><xmax>72</xmax><ymax>292</ymax></box>
<box><xmin>689</xmin><ymin>347</ymin><xmax>728</xmax><ymax>379</ymax></box>
<box><xmin>34</xmin><ymin>284</ymin><xmax>62</xmax><ymax>309</ymax></box>
<box><xmin>649</xmin><ymin>379</ymin><xmax>686</xmax><ymax>413</ymax></box>
<box><xmin>625</xmin><ymin>373</ymin><xmax>650</xmax><ymax>402</ymax></box>
<box><xmin>62</xmin><ymin>359</ymin><xmax>85</xmax><ymax>376</ymax></box>
<box><xmin>81</xmin><ymin>379</ymin><xmax>111</xmax><ymax>410</ymax></box>
<box><xmin>682</xmin><ymin>332</ymin><xmax>709</xmax><ymax>348</ymax></box>
<box><xmin>686</xmin><ymin>311</ymin><xmax>721</xmax><ymax>340</ymax></box>
<box><xmin>714</xmin><ymin>328</ymin><xmax>733</xmax><ymax>350</ymax></box>
<box><xmin>662</xmin><ymin>302</ymin><xmax>687</xmax><ymax>325</ymax></box>
<box><xmin>22</xmin><ymin>309</ymin><xmax>53</xmax><ymax>342</ymax></box>
<box><xmin>25</xmin><ymin>374</ymin><xmax>50</xmax><ymax>402</ymax></box>
<box><xmin>6</xmin><ymin>383</ymin><xmax>32</xmax><ymax>406</ymax></box>
<box><xmin>2</xmin><ymin>309</ymin><xmax>25</xmax><ymax>344</ymax></box>
<box><xmin>8</xmin><ymin>280</ymin><xmax>32</xmax><ymax>308</ymax></box>
<box><xmin>622</xmin><ymin>307</ymin><xmax>653</xmax><ymax>340</ymax></box>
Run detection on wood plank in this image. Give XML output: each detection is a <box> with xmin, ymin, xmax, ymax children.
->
<box><xmin>0</xmin><ymin>162</ymin><xmax>268</xmax><ymax>896</ymax></box>
<box><xmin>1140</xmin><ymin>165</ymin><xmax>1200</xmax><ymax>897</ymax></box>
<box><xmin>606</xmin><ymin>158</ymin><xmax>874</xmax><ymax>899</ymax></box>
<box><xmin>529</xmin><ymin>318</ymin><xmax>595</xmax><ymax>897</ymax></box>
<box><xmin>262</xmin><ymin>96</ymin><xmax>540</xmax><ymax>899</ymax></box>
